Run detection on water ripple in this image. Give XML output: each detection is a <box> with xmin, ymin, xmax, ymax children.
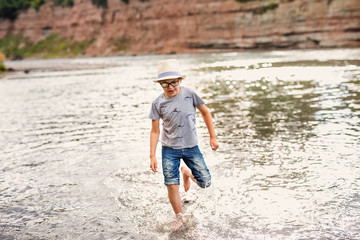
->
<box><xmin>1</xmin><ymin>49</ymin><xmax>359</xmax><ymax>239</ymax></box>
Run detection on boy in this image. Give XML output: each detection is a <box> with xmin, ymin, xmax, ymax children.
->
<box><xmin>149</xmin><ymin>59</ymin><xmax>219</xmax><ymax>227</ymax></box>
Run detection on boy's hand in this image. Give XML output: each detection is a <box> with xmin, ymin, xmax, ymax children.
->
<box><xmin>210</xmin><ymin>138</ymin><xmax>219</xmax><ymax>151</ymax></box>
<box><xmin>150</xmin><ymin>156</ymin><xmax>158</xmax><ymax>172</ymax></box>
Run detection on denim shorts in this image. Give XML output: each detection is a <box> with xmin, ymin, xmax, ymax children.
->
<box><xmin>161</xmin><ymin>145</ymin><xmax>211</xmax><ymax>188</ymax></box>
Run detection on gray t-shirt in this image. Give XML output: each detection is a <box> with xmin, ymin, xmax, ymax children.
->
<box><xmin>149</xmin><ymin>86</ymin><xmax>205</xmax><ymax>149</ymax></box>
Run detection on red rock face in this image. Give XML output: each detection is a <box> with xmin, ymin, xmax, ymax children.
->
<box><xmin>0</xmin><ymin>0</ymin><xmax>359</xmax><ymax>56</ymax></box>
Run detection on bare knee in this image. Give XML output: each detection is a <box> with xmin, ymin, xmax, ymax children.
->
<box><xmin>167</xmin><ymin>184</ymin><xmax>180</xmax><ymax>192</ymax></box>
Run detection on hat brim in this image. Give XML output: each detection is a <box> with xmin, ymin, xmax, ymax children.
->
<box><xmin>154</xmin><ymin>75</ymin><xmax>186</xmax><ymax>83</ymax></box>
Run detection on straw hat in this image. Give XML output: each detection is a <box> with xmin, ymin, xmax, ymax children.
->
<box><xmin>154</xmin><ymin>59</ymin><xmax>186</xmax><ymax>82</ymax></box>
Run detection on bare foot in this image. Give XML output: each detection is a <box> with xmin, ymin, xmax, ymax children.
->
<box><xmin>174</xmin><ymin>212</ymin><xmax>184</xmax><ymax>230</ymax></box>
<box><xmin>181</xmin><ymin>166</ymin><xmax>191</xmax><ymax>192</ymax></box>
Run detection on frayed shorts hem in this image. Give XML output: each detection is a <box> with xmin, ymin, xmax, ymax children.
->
<box><xmin>164</xmin><ymin>179</ymin><xmax>180</xmax><ymax>186</ymax></box>
<box><xmin>196</xmin><ymin>176</ymin><xmax>211</xmax><ymax>188</ymax></box>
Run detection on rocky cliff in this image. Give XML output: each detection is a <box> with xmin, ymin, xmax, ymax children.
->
<box><xmin>1</xmin><ymin>0</ymin><xmax>359</xmax><ymax>56</ymax></box>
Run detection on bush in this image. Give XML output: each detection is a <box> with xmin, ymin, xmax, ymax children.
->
<box><xmin>31</xmin><ymin>0</ymin><xmax>46</xmax><ymax>10</ymax></box>
<box><xmin>0</xmin><ymin>61</ymin><xmax>5</xmax><ymax>73</ymax></box>
<box><xmin>235</xmin><ymin>0</ymin><xmax>256</xmax><ymax>2</ymax></box>
<box><xmin>54</xmin><ymin>0</ymin><xmax>74</xmax><ymax>7</ymax></box>
<box><xmin>0</xmin><ymin>34</ymin><xmax>25</xmax><ymax>59</ymax></box>
<box><xmin>113</xmin><ymin>36</ymin><xmax>131</xmax><ymax>51</ymax></box>
<box><xmin>91</xmin><ymin>0</ymin><xmax>107</xmax><ymax>8</ymax></box>
<box><xmin>0</xmin><ymin>0</ymin><xmax>104</xmax><ymax>20</ymax></box>
<box><xmin>0</xmin><ymin>0</ymin><xmax>46</xmax><ymax>20</ymax></box>
<box><xmin>0</xmin><ymin>33</ymin><xmax>95</xmax><ymax>59</ymax></box>
<box><xmin>259</xmin><ymin>2</ymin><xmax>278</xmax><ymax>14</ymax></box>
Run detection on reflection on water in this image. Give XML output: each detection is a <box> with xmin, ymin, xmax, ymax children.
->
<box><xmin>1</xmin><ymin>49</ymin><xmax>359</xmax><ymax>239</ymax></box>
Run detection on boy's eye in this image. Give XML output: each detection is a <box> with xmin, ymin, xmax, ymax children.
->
<box><xmin>160</xmin><ymin>80</ymin><xmax>179</xmax><ymax>88</ymax></box>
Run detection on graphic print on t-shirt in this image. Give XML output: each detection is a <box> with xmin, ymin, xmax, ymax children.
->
<box><xmin>186</xmin><ymin>113</ymin><xmax>196</xmax><ymax>124</ymax></box>
<box><xmin>172</xmin><ymin>108</ymin><xmax>181</xmax><ymax>113</ymax></box>
<box><xmin>184</xmin><ymin>96</ymin><xmax>193</xmax><ymax>101</ymax></box>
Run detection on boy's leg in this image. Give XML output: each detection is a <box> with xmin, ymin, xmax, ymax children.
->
<box><xmin>162</xmin><ymin>146</ymin><xmax>183</xmax><ymax>217</ymax></box>
<box><xmin>166</xmin><ymin>185</ymin><xmax>183</xmax><ymax>214</ymax></box>
<box><xmin>167</xmin><ymin>185</ymin><xmax>184</xmax><ymax>229</ymax></box>
<box><xmin>181</xmin><ymin>165</ymin><xmax>197</xmax><ymax>192</ymax></box>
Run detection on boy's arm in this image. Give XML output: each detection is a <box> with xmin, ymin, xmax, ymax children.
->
<box><xmin>197</xmin><ymin>104</ymin><xmax>219</xmax><ymax>151</ymax></box>
<box><xmin>150</xmin><ymin>120</ymin><xmax>160</xmax><ymax>172</ymax></box>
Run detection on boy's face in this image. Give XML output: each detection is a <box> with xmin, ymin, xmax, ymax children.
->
<box><xmin>159</xmin><ymin>78</ymin><xmax>182</xmax><ymax>98</ymax></box>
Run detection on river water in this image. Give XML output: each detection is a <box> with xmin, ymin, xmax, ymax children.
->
<box><xmin>1</xmin><ymin>49</ymin><xmax>359</xmax><ymax>239</ymax></box>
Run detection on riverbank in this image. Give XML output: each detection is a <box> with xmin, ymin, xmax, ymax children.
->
<box><xmin>1</xmin><ymin>0</ymin><xmax>359</xmax><ymax>57</ymax></box>
<box><xmin>2</xmin><ymin>31</ymin><xmax>357</xmax><ymax>63</ymax></box>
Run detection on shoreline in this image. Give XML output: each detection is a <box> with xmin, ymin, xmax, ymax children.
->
<box><xmin>2</xmin><ymin>47</ymin><xmax>359</xmax><ymax>74</ymax></box>
<box><xmin>5</xmin><ymin>45</ymin><xmax>359</xmax><ymax>61</ymax></box>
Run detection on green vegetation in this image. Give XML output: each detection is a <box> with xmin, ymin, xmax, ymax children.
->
<box><xmin>54</xmin><ymin>0</ymin><xmax>74</xmax><ymax>6</ymax></box>
<box><xmin>112</xmin><ymin>36</ymin><xmax>131</xmax><ymax>52</ymax></box>
<box><xmin>0</xmin><ymin>34</ymin><xmax>25</xmax><ymax>59</ymax></box>
<box><xmin>0</xmin><ymin>61</ymin><xmax>5</xmax><ymax>73</ymax></box>
<box><xmin>235</xmin><ymin>0</ymin><xmax>279</xmax><ymax>14</ymax></box>
<box><xmin>258</xmin><ymin>2</ymin><xmax>278</xmax><ymax>13</ymax></box>
<box><xmin>30</xmin><ymin>0</ymin><xmax>46</xmax><ymax>10</ymax></box>
<box><xmin>0</xmin><ymin>0</ymin><xmax>44</xmax><ymax>20</ymax></box>
<box><xmin>91</xmin><ymin>0</ymin><xmax>107</xmax><ymax>8</ymax></box>
<box><xmin>0</xmin><ymin>33</ymin><xmax>94</xmax><ymax>59</ymax></box>
<box><xmin>267</xmin><ymin>2</ymin><xmax>278</xmax><ymax>10</ymax></box>
<box><xmin>0</xmin><ymin>0</ymin><xmax>105</xmax><ymax>21</ymax></box>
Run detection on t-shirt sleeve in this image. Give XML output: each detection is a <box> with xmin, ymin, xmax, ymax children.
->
<box><xmin>149</xmin><ymin>100</ymin><xmax>160</xmax><ymax>120</ymax></box>
<box><xmin>192</xmin><ymin>90</ymin><xmax>205</xmax><ymax>108</ymax></box>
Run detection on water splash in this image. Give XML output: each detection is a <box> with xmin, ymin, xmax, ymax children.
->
<box><xmin>1</xmin><ymin>49</ymin><xmax>359</xmax><ymax>239</ymax></box>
